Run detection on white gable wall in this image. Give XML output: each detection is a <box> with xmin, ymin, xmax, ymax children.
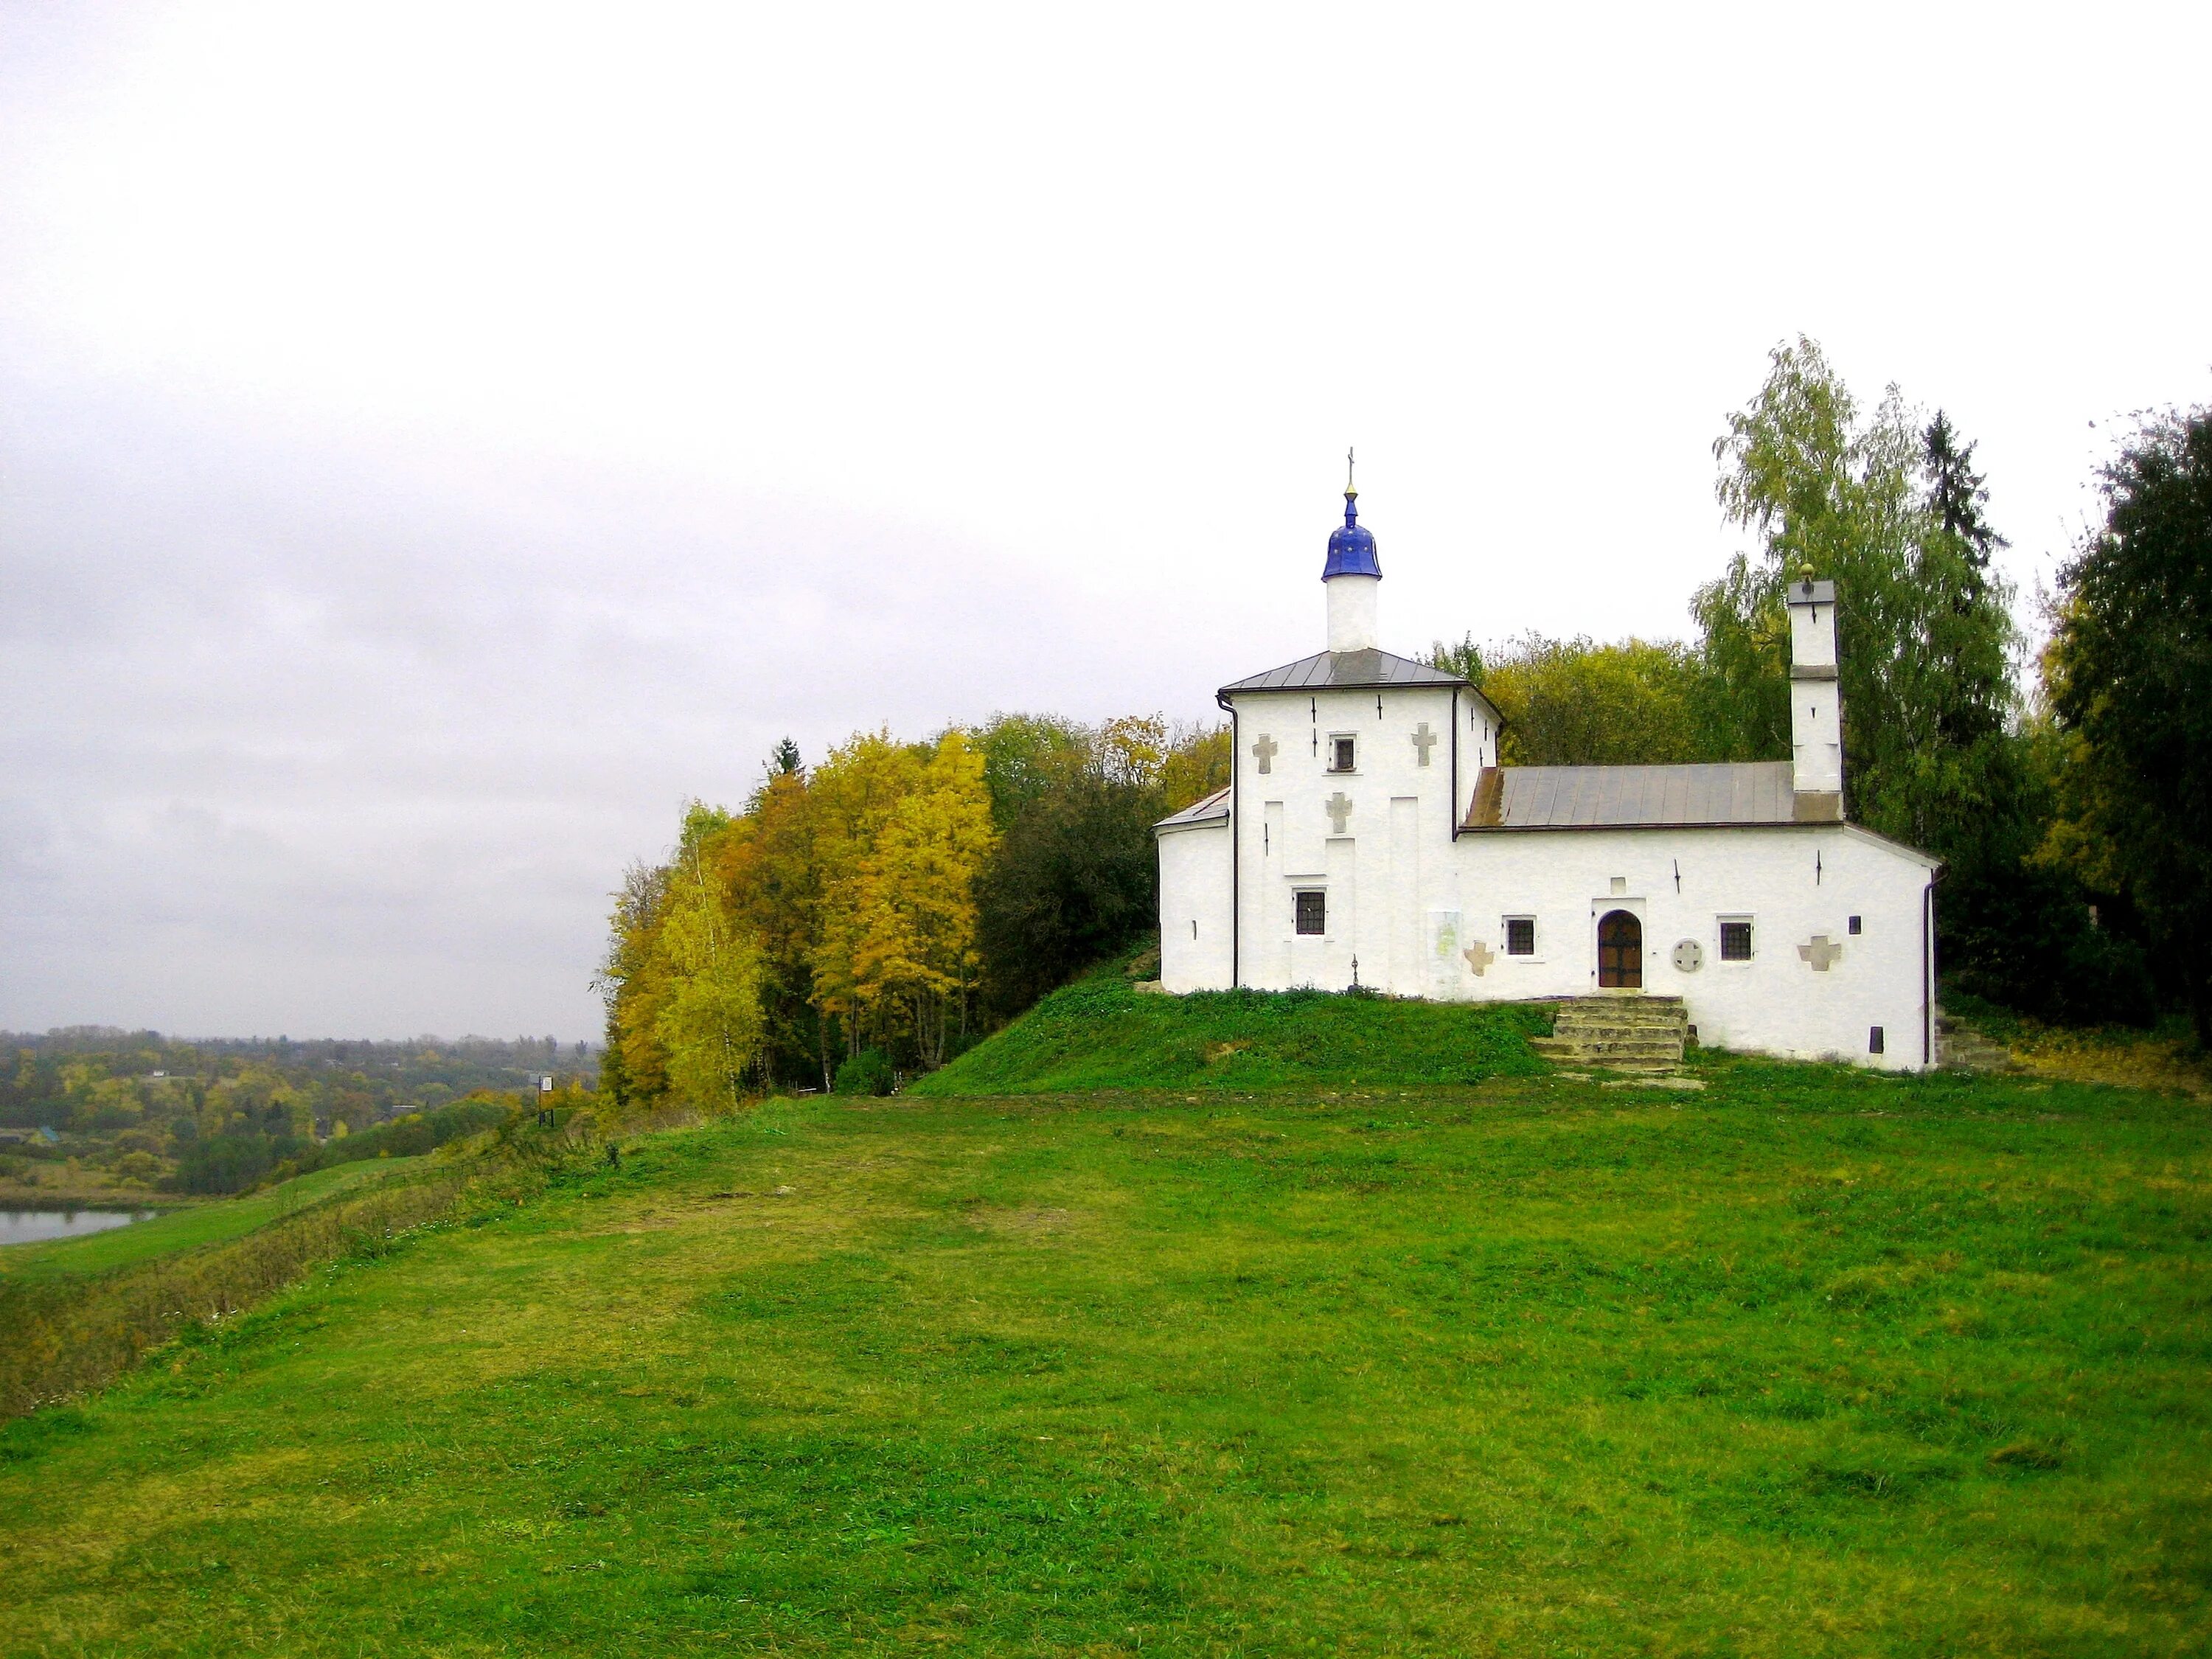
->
<box><xmin>1229</xmin><ymin>683</ymin><xmax>1463</xmax><ymax>997</ymax></box>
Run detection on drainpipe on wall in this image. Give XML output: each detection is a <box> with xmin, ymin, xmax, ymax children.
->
<box><xmin>1921</xmin><ymin>877</ymin><xmax>1934</xmax><ymax>1066</ymax></box>
<box><xmin>1219</xmin><ymin>690</ymin><xmax>1238</xmax><ymax>990</ymax></box>
<box><xmin>1449</xmin><ymin>686</ymin><xmax>1459</xmax><ymax>841</ymax></box>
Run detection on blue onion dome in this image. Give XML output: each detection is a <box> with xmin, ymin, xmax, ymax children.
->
<box><xmin>1323</xmin><ymin>488</ymin><xmax>1381</xmax><ymax>579</ymax></box>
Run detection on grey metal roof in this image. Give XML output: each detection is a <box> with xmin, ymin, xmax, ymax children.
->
<box><xmin>1154</xmin><ymin>785</ymin><xmax>1231</xmax><ymax>832</ymax></box>
<box><xmin>1463</xmin><ymin>762</ymin><xmax>1798</xmax><ymax>830</ymax></box>
<box><xmin>1220</xmin><ymin>648</ymin><xmax>1467</xmax><ymax>695</ymax></box>
<box><xmin>1786</xmin><ymin>577</ymin><xmax>1837</xmax><ymax>605</ymax></box>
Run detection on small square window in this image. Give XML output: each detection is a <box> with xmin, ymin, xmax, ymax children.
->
<box><xmin>1330</xmin><ymin>735</ymin><xmax>1357</xmax><ymax>772</ymax></box>
<box><xmin>1868</xmin><ymin>1026</ymin><xmax>1885</xmax><ymax>1054</ymax></box>
<box><xmin>1505</xmin><ymin>917</ymin><xmax>1535</xmax><ymax>956</ymax></box>
<box><xmin>1719</xmin><ymin>920</ymin><xmax>1753</xmax><ymax>961</ymax></box>
<box><xmin>1295</xmin><ymin>890</ymin><xmax>1326</xmax><ymax>936</ymax></box>
<box><xmin>1848</xmin><ymin>915</ymin><xmax>1863</xmax><ymax>935</ymax></box>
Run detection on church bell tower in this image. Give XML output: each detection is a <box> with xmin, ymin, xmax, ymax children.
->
<box><xmin>1323</xmin><ymin>450</ymin><xmax>1381</xmax><ymax>652</ymax></box>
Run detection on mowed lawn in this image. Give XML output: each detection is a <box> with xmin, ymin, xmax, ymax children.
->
<box><xmin>1</xmin><ymin>1065</ymin><xmax>2208</xmax><ymax>1656</ymax></box>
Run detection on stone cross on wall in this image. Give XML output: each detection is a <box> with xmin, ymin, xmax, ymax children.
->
<box><xmin>1411</xmin><ymin>721</ymin><xmax>1436</xmax><ymax>766</ymax></box>
<box><xmin>1325</xmin><ymin>791</ymin><xmax>1353</xmax><ymax>834</ymax></box>
<box><xmin>1463</xmin><ymin>939</ymin><xmax>1495</xmax><ymax>975</ymax></box>
<box><xmin>1797</xmin><ymin>934</ymin><xmax>1844</xmax><ymax>971</ymax></box>
<box><xmin>1251</xmin><ymin>734</ymin><xmax>1277</xmax><ymax>775</ymax></box>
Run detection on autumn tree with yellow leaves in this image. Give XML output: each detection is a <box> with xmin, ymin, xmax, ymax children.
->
<box><xmin>597</xmin><ymin>714</ymin><xmax>1225</xmax><ymax>1111</ymax></box>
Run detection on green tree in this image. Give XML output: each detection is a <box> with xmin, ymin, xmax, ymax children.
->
<box><xmin>653</xmin><ymin>826</ymin><xmax>767</xmax><ymax>1111</ymax></box>
<box><xmin>1698</xmin><ymin>336</ymin><xmax>2017</xmax><ymax>856</ymax></box>
<box><xmin>973</xmin><ymin>716</ymin><xmax>1226</xmax><ymax>1016</ymax></box>
<box><xmin>733</xmin><ymin>765</ymin><xmax>832</xmax><ymax>1091</ymax></box>
<box><xmin>596</xmin><ymin>859</ymin><xmax>672</xmax><ymax>1110</ymax></box>
<box><xmin>2043</xmin><ymin>406</ymin><xmax>2212</xmax><ymax>1043</ymax></box>
<box><xmin>975</xmin><ymin>769</ymin><xmax>1163</xmax><ymax>1017</ymax></box>
<box><xmin>1158</xmin><ymin>721</ymin><xmax>1231</xmax><ymax>813</ymax></box>
<box><xmin>1425</xmin><ymin>634</ymin><xmax>1487</xmax><ymax>688</ymax></box>
<box><xmin>971</xmin><ymin>712</ymin><xmax>1090</xmax><ymax>829</ymax></box>
<box><xmin>1924</xmin><ymin>410</ymin><xmax>2008</xmax><ymax>588</ymax></box>
<box><xmin>1472</xmin><ymin>634</ymin><xmax>1711</xmax><ymax>767</ymax></box>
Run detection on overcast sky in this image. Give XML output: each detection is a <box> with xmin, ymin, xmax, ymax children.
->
<box><xmin>3</xmin><ymin>1</ymin><xmax>2207</xmax><ymax>1043</ymax></box>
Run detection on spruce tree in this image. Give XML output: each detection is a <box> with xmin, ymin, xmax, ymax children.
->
<box><xmin>1922</xmin><ymin>410</ymin><xmax>2008</xmax><ymax>586</ymax></box>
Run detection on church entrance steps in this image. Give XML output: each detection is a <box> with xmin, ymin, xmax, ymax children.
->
<box><xmin>1934</xmin><ymin>1007</ymin><xmax>2016</xmax><ymax>1074</ymax></box>
<box><xmin>1531</xmin><ymin>996</ymin><xmax>1689</xmax><ymax>1074</ymax></box>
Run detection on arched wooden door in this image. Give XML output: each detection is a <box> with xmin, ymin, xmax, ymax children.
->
<box><xmin>1597</xmin><ymin>909</ymin><xmax>1643</xmax><ymax>990</ymax></box>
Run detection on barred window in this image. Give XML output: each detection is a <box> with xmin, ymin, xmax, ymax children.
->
<box><xmin>1330</xmin><ymin>736</ymin><xmax>1357</xmax><ymax>772</ymax></box>
<box><xmin>1295</xmin><ymin>890</ymin><xmax>1326</xmax><ymax>936</ymax></box>
<box><xmin>1719</xmin><ymin>920</ymin><xmax>1753</xmax><ymax>961</ymax></box>
<box><xmin>1505</xmin><ymin>917</ymin><xmax>1535</xmax><ymax>956</ymax></box>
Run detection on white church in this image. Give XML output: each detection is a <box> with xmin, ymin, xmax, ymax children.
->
<box><xmin>1153</xmin><ymin>479</ymin><xmax>1940</xmax><ymax>1070</ymax></box>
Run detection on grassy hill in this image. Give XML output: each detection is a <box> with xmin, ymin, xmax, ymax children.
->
<box><xmin>912</xmin><ymin>971</ymin><xmax>1552</xmax><ymax>1095</ymax></box>
<box><xmin>1</xmin><ymin>1056</ymin><xmax>2207</xmax><ymax>1655</ymax></box>
<box><xmin>0</xmin><ymin>1152</ymin><xmax>471</xmax><ymax>1417</ymax></box>
<box><xmin>0</xmin><ymin>1157</ymin><xmax>426</xmax><ymax>1282</ymax></box>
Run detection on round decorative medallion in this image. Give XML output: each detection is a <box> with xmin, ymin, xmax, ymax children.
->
<box><xmin>1672</xmin><ymin>939</ymin><xmax>1703</xmax><ymax>973</ymax></box>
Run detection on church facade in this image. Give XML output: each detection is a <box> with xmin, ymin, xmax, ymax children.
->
<box><xmin>1153</xmin><ymin>483</ymin><xmax>1941</xmax><ymax>1069</ymax></box>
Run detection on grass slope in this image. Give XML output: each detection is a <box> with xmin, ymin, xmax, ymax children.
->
<box><xmin>914</xmin><ymin>973</ymin><xmax>1551</xmax><ymax>1096</ymax></box>
<box><xmin>0</xmin><ymin>1158</ymin><xmax>426</xmax><ymax>1281</ymax></box>
<box><xmin>1</xmin><ymin>1060</ymin><xmax>2207</xmax><ymax>1655</ymax></box>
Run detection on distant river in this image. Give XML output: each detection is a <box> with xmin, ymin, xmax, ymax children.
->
<box><xmin>0</xmin><ymin>1207</ymin><xmax>156</xmax><ymax>1246</ymax></box>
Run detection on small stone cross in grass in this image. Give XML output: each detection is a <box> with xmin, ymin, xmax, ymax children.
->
<box><xmin>1326</xmin><ymin>791</ymin><xmax>1353</xmax><ymax>834</ymax></box>
<box><xmin>1463</xmin><ymin>940</ymin><xmax>1495</xmax><ymax>975</ymax></box>
<box><xmin>1797</xmin><ymin>934</ymin><xmax>1844</xmax><ymax>971</ymax></box>
<box><xmin>1411</xmin><ymin>721</ymin><xmax>1436</xmax><ymax>766</ymax></box>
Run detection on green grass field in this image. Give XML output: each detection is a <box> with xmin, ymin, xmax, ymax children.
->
<box><xmin>0</xmin><ymin>1059</ymin><xmax>2207</xmax><ymax>1656</ymax></box>
<box><xmin>0</xmin><ymin>1158</ymin><xmax>427</xmax><ymax>1282</ymax></box>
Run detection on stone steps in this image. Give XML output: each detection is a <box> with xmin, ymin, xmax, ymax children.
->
<box><xmin>1935</xmin><ymin>1008</ymin><xmax>2016</xmax><ymax>1074</ymax></box>
<box><xmin>1537</xmin><ymin>997</ymin><xmax>1689</xmax><ymax>1074</ymax></box>
<box><xmin>1531</xmin><ymin>1036</ymin><xmax>1684</xmax><ymax>1059</ymax></box>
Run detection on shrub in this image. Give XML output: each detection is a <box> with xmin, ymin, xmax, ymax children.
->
<box><xmin>833</xmin><ymin>1049</ymin><xmax>895</xmax><ymax>1097</ymax></box>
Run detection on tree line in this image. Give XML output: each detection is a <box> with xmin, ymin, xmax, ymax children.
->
<box><xmin>596</xmin><ymin>717</ymin><xmax>1230</xmax><ymax>1107</ymax></box>
<box><xmin>0</xmin><ymin>1032</ymin><xmax>597</xmax><ymax>1194</ymax></box>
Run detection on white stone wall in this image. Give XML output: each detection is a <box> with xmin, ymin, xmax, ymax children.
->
<box><xmin>1231</xmin><ymin>683</ymin><xmax>1464</xmax><ymax>997</ymax></box>
<box><xmin>1439</xmin><ymin>823</ymin><xmax>1935</xmax><ymax>1068</ymax></box>
<box><xmin>1156</xmin><ymin>817</ymin><xmax>1234</xmax><ymax>992</ymax></box>
<box><xmin>1788</xmin><ymin>592</ymin><xmax>1839</xmax><ymax>671</ymax></box>
<box><xmin>1326</xmin><ymin>575</ymin><xmax>1381</xmax><ymax>651</ymax></box>
<box><xmin>1791</xmin><ymin>678</ymin><xmax>1845</xmax><ymax>794</ymax></box>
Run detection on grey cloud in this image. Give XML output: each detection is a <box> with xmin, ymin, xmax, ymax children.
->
<box><xmin>0</xmin><ymin>375</ymin><xmax>1153</xmax><ymax>1039</ymax></box>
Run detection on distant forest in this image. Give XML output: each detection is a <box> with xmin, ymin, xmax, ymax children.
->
<box><xmin>1</xmin><ymin>1030</ymin><xmax>597</xmax><ymax>1195</ymax></box>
